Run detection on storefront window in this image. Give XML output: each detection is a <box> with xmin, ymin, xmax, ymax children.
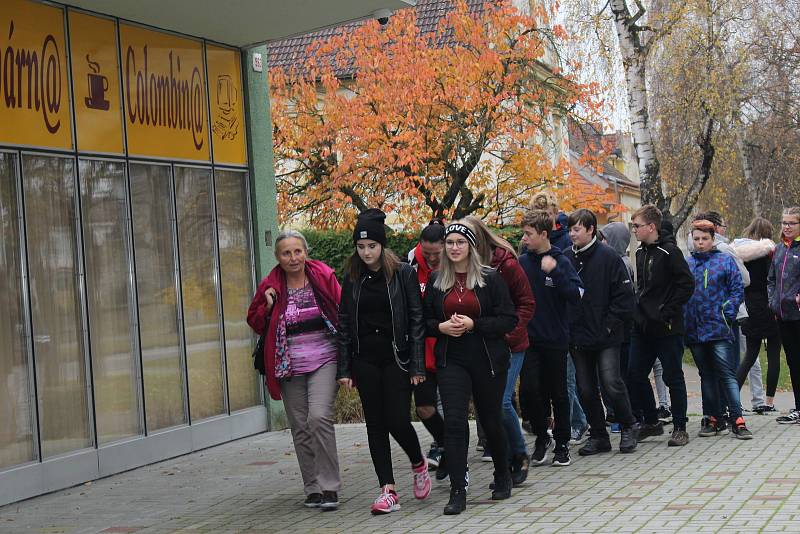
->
<box><xmin>216</xmin><ymin>170</ymin><xmax>260</xmax><ymax>411</ymax></box>
<box><xmin>175</xmin><ymin>166</ymin><xmax>225</xmax><ymax>420</ymax></box>
<box><xmin>129</xmin><ymin>163</ymin><xmax>187</xmax><ymax>431</ymax></box>
<box><xmin>22</xmin><ymin>155</ymin><xmax>92</xmax><ymax>458</ymax></box>
<box><xmin>0</xmin><ymin>153</ymin><xmax>36</xmax><ymax>468</ymax></box>
<box><xmin>80</xmin><ymin>159</ymin><xmax>143</xmax><ymax>444</ymax></box>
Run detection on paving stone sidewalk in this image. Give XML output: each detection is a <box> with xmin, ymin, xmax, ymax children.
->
<box><xmin>1</xmin><ymin>366</ymin><xmax>798</xmax><ymax>534</ymax></box>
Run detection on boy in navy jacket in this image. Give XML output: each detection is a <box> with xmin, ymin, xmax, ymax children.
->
<box><xmin>565</xmin><ymin>209</ymin><xmax>639</xmax><ymax>456</ymax></box>
<box><xmin>518</xmin><ymin>209</ymin><xmax>583</xmax><ymax>467</ymax></box>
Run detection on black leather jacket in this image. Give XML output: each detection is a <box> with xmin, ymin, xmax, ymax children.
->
<box><xmin>337</xmin><ymin>262</ymin><xmax>425</xmax><ymax>378</ymax></box>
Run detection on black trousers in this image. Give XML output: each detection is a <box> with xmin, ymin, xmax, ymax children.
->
<box><xmin>438</xmin><ymin>352</ymin><xmax>508</xmax><ymax>489</ymax></box>
<box><xmin>520</xmin><ymin>345</ymin><xmax>571</xmax><ymax>445</ymax></box>
<box><xmin>738</xmin><ymin>334</ymin><xmax>781</xmax><ymax>398</ymax></box>
<box><xmin>778</xmin><ymin>320</ymin><xmax>800</xmax><ymax>410</ymax></box>
<box><xmin>353</xmin><ymin>357</ymin><xmax>423</xmax><ymax>487</ymax></box>
<box><xmin>573</xmin><ymin>345</ymin><xmax>635</xmax><ymax>439</ymax></box>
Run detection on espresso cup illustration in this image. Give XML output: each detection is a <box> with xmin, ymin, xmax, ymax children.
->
<box><xmin>85</xmin><ymin>55</ymin><xmax>110</xmax><ymax>111</ymax></box>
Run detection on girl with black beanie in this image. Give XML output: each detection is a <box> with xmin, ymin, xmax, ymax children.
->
<box><xmin>337</xmin><ymin>208</ymin><xmax>432</xmax><ymax>514</ymax></box>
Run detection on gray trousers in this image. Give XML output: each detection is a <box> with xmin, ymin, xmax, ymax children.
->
<box><xmin>280</xmin><ymin>361</ymin><xmax>341</xmax><ymax>494</ymax></box>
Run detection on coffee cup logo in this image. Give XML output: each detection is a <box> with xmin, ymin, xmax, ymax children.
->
<box><xmin>85</xmin><ymin>54</ymin><xmax>109</xmax><ymax>111</ymax></box>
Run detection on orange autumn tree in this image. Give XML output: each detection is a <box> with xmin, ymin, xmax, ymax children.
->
<box><xmin>270</xmin><ymin>0</ymin><xmax>615</xmax><ymax>228</ymax></box>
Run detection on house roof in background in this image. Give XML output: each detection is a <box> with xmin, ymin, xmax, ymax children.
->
<box><xmin>267</xmin><ymin>0</ymin><xmax>487</xmax><ymax>77</ymax></box>
<box><xmin>568</xmin><ymin>119</ymin><xmax>639</xmax><ymax>188</ymax></box>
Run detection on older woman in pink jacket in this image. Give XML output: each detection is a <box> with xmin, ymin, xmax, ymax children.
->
<box><xmin>247</xmin><ymin>230</ymin><xmax>342</xmax><ymax>510</ymax></box>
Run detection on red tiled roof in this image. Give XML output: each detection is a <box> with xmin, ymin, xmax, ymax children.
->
<box><xmin>267</xmin><ymin>0</ymin><xmax>488</xmax><ymax>78</ymax></box>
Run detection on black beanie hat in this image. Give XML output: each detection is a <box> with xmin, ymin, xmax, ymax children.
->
<box><xmin>353</xmin><ymin>208</ymin><xmax>387</xmax><ymax>246</ymax></box>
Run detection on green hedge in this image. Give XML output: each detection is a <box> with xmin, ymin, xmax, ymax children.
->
<box><xmin>304</xmin><ymin>226</ymin><xmax>524</xmax><ymax>280</ymax></box>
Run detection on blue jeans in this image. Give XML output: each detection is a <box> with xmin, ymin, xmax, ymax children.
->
<box><xmin>566</xmin><ymin>354</ymin><xmax>587</xmax><ymax>431</ymax></box>
<box><xmin>502</xmin><ymin>351</ymin><xmax>527</xmax><ymax>456</ymax></box>
<box><xmin>690</xmin><ymin>340</ymin><xmax>742</xmax><ymax>420</ymax></box>
<box><xmin>718</xmin><ymin>324</ymin><xmax>741</xmax><ymax>414</ymax></box>
<box><xmin>628</xmin><ymin>334</ymin><xmax>688</xmax><ymax>428</ymax></box>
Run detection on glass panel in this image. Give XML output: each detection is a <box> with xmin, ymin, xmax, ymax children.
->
<box><xmin>215</xmin><ymin>170</ymin><xmax>259</xmax><ymax>411</ymax></box>
<box><xmin>80</xmin><ymin>159</ymin><xmax>142</xmax><ymax>444</ymax></box>
<box><xmin>0</xmin><ymin>153</ymin><xmax>36</xmax><ymax>468</ymax></box>
<box><xmin>175</xmin><ymin>167</ymin><xmax>225</xmax><ymax>420</ymax></box>
<box><xmin>129</xmin><ymin>163</ymin><xmax>186</xmax><ymax>431</ymax></box>
<box><xmin>22</xmin><ymin>155</ymin><xmax>92</xmax><ymax>457</ymax></box>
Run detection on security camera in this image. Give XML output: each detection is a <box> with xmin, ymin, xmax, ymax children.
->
<box><xmin>373</xmin><ymin>8</ymin><xmax>392</xmax><ymax>26</ymax></box>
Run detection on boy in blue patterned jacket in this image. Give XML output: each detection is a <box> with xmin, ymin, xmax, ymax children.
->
<box><xmin>685</xmin><ymin>219</ymin><xmax>751</xmax><ymax>439</ymax></box>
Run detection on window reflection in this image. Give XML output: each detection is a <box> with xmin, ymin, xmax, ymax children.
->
<box><xmin>216</xmin><ymin>170</ymin><xmax>260</xmax><ymax>411</ymax></box>
<box><xmin>175</xmin><ymin>166</ymin><xmax>225</xmax><ymax>420</ymax></box>
<box><xmin>0</xmin><ymin>153</ymin><xmax>36</xmax><ymax>468</ymax></box>
<box><xmin>22</xmin><ymin>155</ymin><xmax>92</xmax><ymax>458</ymax></box>
<box><xmin>80</xmin><ymin>159</ymin><xmax>142</xmax><ymax>443</ymax></box>
<box><xmin>130</xmin><ymin>163</ymin><xmax>186</xmax><ymax>431</ymax></box>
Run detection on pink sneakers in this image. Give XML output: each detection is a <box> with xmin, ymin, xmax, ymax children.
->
<box><xmin>413</xmin><ymin>459</ymin><xmax>432</xmax><ymax>500</ymax></box>
<box><xmin>371</xmin><ymin>487</ymin><xmax>401</xmax><ymax>514</ymax></box>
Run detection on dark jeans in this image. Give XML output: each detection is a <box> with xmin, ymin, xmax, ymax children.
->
<box><xmin>602</xmin><ymin>342</ymin><xmax>630</xmax><ymax>421</ymax></box>
<box><xmin>778</xmin><ymin>320</ymin><xmax>800</xmax><ymax>410</ymax></box>
<box><xmin>573</xmin><ymin>345</ymin><xmax>635</xmax><ymax>439</ymax></box>
<box><xmin>628</xmin><ymin>333</ymin><xmax>688</xmax><ymax>428</ymax></box>
<box><xmin>689</xmin><ymin>340</ymin><xmax>742</xmax><ymax>420</ymax></box>
<box><xmin>718</xmin><ymin>323</ymin><xmax>741</xmax><ymax>415</ymax></box>
<box><xmin>438</xmin><ymin>354</ymin><xmax>508</xmax><ymax>489</ymax></box>
<box><xmin>738</xmin><ymin>335</ymin><xmax>781</xmax><ymax>397</ymax></box>
<box><xmin>352</xmin><ymin>357</ymin><xmax>423</xmax><ymax>487</ymax></box>
<box><xmin>520</xmin><ymin>345</ymin><xmax>571</xmax><ymax>445</ymax></box>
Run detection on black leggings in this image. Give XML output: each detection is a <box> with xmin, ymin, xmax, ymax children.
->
<box><xmin>414</xmin><ymin>371</ymin><xmax>445</xmax><ymax>445</ymax></box>
<box><xmin>737</xmin><ymin>335</ymin><xmax>781</xmax><ymax>397</ymax></box>
<box><xmin>353</xmin><ymin>357</ymin><xmax>423</xmax><ymax>487</ymax></box>
<box><xmin>438</xmin><ymin>354</ymin><xmax>508</xmax><ymax>489</ymax></box>
<box><xmin>779</xmin><ymin>321</ymin><xmax>800</xmax><ymax>410</ymax></box>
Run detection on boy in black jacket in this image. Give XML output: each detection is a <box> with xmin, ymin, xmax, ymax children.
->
<box><xmin>628</xmin><ymin>205</ymin><xmax>694</xmax><ymax>447</ymax></box>
<box><xmin>565</xmin><ymin>209</ymin><xmax>639</xmax><ymax>455</ymax></box>
<box><xmin>518</xmin><ymin>210</ymin><xmax>583</xmax><ymax>467</ymax></box>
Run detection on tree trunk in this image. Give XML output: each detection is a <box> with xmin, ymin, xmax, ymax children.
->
<box><xmin>609</xmin><ymin>0</ymin><xmax>670</xmax><ymax>217</ymax></box>
<box><xmin>735</xmin><ymin>130</ymin><xmax>762</xmax><ymax>217</ymax></box>
<box><xmin>672</xmin><ymin>118</ymin><xmax>716</xmax><ymax>229</ymax></box>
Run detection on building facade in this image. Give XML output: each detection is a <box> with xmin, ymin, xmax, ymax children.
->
<box><xmin>0</xmin><ymin>0</ymin><xmax>412</xmax><ymax>506</ymax></box>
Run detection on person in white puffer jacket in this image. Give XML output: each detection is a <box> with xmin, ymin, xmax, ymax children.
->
<box><xmin>732</xmin><ymin>218</ymin><xmax>779</xmax><ymax>413</ymax></box>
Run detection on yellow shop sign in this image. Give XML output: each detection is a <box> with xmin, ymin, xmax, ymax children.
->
<box><xmin>0</xmin><ymin>0</ymin><xmax>72</xmax><ymax>149</ymax></box>
<box><xmin>69</xmin><ymin>11</ymin><xmax>124</xmax><ymax>154</ymax></box>
<box><xmin>207</xmin><ymin>45</ymin><xmax>247</xmax><ymax>166</ymax></box>
<box><xmin>120</xmin><ymin>24</ymin><xmax>210</xmax><ymax>161</ymax></box>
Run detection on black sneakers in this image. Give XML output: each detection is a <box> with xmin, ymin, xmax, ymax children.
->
<box><xmin>426</xmin><ymin>443</ymin><xmax>443</xmax><ymax>469</ymax></box>
<box><xmin>435</xmin><ymin>452</ymin><xmax>449</xmax><ymax>481</ymax></box>
<box><xmin>578</xmin><ymin>437</ymin><xmax>612</xmax><ymax>456</ymax></box>
<box><xmin>304</xmin><ymin>493</ymin><xmax>323</xmax><ymax>508</ymax></box>
<box><xmin>552</xmin><ymin>443</ymin><xmax>571</xmax><ymax>466</ymax></box>
<box><xmin>636</xmin><ymin>422</ymin><xmax>664</xmax><ymax>442</ymax></box>
<box><xmin>619</xmin><ymin>423</ymin><xmax>640</xmax><ymax>453</ymax></box>
<box><xmin>699</xmin><ymin>417</ymin><xmax>716</xmax><ymax>437</ymax></box>
<box><xmin>320</xmin><ymin>491</ymin><xmax>339</xmax><ymax>511</ymax></box>
<box><xmin>657</xmin><ymin>405</ymin><xmax>673</xmax><ymax>424</ymax></box>
<box><xmin>732</xmin><ymin>417</ymin><xmax>753</xmax><ymax>440</ymax></box>
<box><xmin>531</xmin><ymin>436</ymin><xmax>552</xmax><ymax>465</ymax></box>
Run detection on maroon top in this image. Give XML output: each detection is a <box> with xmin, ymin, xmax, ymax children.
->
<box><xmin>443</xmin><ymin>272</ymin><xmax>481</xmax><ymax>319</ymax></box>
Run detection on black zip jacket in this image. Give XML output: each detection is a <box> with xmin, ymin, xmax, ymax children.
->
<box><xmin>337</xmin><ymin>262</ymin><xmax>425</xmax><ymax>379</ymax></box>
<box><xmin>422</xmin><ymin>269</ymin><xmax>517</xmax><ymax>375</ymax></box>
<box><xmin>566</xmin><ymin>239</ymin><xmax>635</xmax><ymax>349</ymax></box>
<box><xmin>634</xmin><ymin>228</ymin><xmax>694</xmax><ymax>337</ymax></box>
